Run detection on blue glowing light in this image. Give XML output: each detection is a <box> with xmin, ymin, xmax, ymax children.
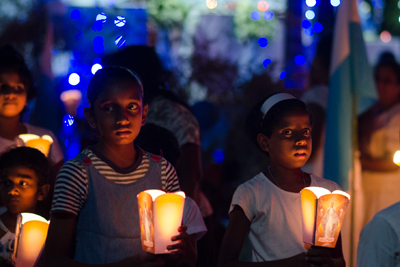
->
<box><xmin>115</xmin><ymin>36</ymin><xmax>126</xmax><ymax>48</ymax></box>
<box><xmin>331</xmin><ymin>0</ymin><xmax>340</xmax><ymax>7</ymax></box>
<box><xmin>213</xmin><ymin>149</ymin><xmax>225</xmax><ymax>164</ymax></box>
<box><xmin>92</xmin><ymin>21</ymin><xmax>103</xmax><ymax>32</ymax></box>
<box><xmin>96</xmin><ymin>13</ymin><xmax>107</xmax><ymax>23</ymax></box>
<box><xmin>71</xmin><ymin>9</ymin><xmax>81</xmax><ymax>20</ymax></box>
<box><xmin>295</xmin><ymin>55</ymin><xmax>306</xmax><ymax>65</ymax></box>
<box><xmin>301</xmin><ymin>20</ymin><xmax>312</xmax><ymax>29</ymax></box>
<box><xmin>63</xmin><ymin>115</ymin><xmax>75</xmax><ymax>127</ymax></box>
<box><xmin>19</xmin><ymin>18</ymin><xmax>26</xmax><ymax>23</ymax></box>
<box><xmin>372</xmin><ymin>0</ymin><xmax>383</xmax><ymax>8</ymax></box>
<box><xmin>263</xmin><ymin>11</ymin><xmax>273</xmax><ymax>20</ymax></box>
<box><xmin>263</xmin><ymin>59</ymin><xmax>272</xmax><ymax>68</ymax></box>
<box><xmin>251</xmin><ymin>11</ymin><xmax>261</xmax><ymax>20</ymax></box>
<box><xmin>280</xmin><ymin>71</ymin><xmax>287</xmax><ymax>79</ymax></box>
<box><xmin>305</xmin><ymin>28</ymin><xmax>314</xmax><ymax>36</ymax></box>
<box><xmin>305</xmin><ymin>10</ymin><xmax>315</xmax><ymax>20</ymax></box>
<box><xmin>314</xmin><ymin>22</ymin><xmax>323</xmax><ymax>33</ymax></box>
<box><xmin>114</xmin><ymin>16</ymin><xmax>126</xmax><ymax>27</ymax></box>
<box><xmin>258</xmin><ymin>37</ymin><xmax>268</xmax><ymax>47</ymax></box>
<box><xmin>93</xmin><ymin>58</ymin><xmax>102</xmax><ymax>64</ymax></box>
<box><xmin>306</xmin><ymin>0</ymin><xmax>317</xmax><ymax>7</ymax></box>
<box><xmin>91</xmin><ymin>63</ymin><xmax>103</xmax><ymax>74</ymax></box>
<box><xmin>93</xmin><ymin>36</ymin><xmax>104</xmax><ymax>53</ymax></box>
<box><xmin>68</xmin><ymin>73</ymin><xmax>80</xmax><ymax>86</ymax></box>
<box><xmin>74</xmin><ymin>30</ymin><xmax>83</xmax><ymax>41</ymax></box>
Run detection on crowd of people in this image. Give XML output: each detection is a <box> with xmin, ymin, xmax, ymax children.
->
<box><xmin>0</xmin><ymin>41</ymin><xmax>399</xmax><ymax>267</ymax></box>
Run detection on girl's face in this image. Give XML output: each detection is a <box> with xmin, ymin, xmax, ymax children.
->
<box><xmin>0</xmin><ymin>72</ymin><xmax>27</xmax><ymax>118</ymax></box>
<box><xmin>85</xmin><ymin>81</ymin><xmax>148</xmax><ymax>147</ymax></box>
<box><xmin>259</xmin><ymin>110</ymin><xmax>312</xmax><ymax>169</ymax></box>
<box><xmin>375</xmin><ymin>66</ymin><xmax>400</xmax><ymax>109</ymax></box>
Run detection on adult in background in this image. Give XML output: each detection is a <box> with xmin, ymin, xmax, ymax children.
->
<box><xmin>358</xmin><ymin>53</ymin><xmax>400</xmax><ymax>225</ymax></box>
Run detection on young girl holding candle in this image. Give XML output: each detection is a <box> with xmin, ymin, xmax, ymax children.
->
<box><xmin>218</xmin><ymin>93</ymin><xmax>345</xmax><ymax>267</ymax></box>
<box><xmin>43</xmin><ymin>67</ymin><xmax>191</xmax><ymax>267</ymax></box>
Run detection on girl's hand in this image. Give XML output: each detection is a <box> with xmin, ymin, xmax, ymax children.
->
<box><xmin>164</xmin><ymin>225</ymin><xmax>197</xmax><ymax>267</ymax></box>
<box><xmin>305</xmin><ymin>246</ymin><xmax>335</xmax><ymax>267</ymax></box>
<box><xmin>167</xmin><ymin>225</ymin><xmax>189</xmax><ymax>254</ymax></box>
<box><xmin>119</xmin><ymin>254</ymin><xmax>164</xmax><ymax>267</ymax></box>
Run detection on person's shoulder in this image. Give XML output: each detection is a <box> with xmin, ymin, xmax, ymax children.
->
<box><xmin>237</xmin><ymin>172</ymin><xmax>268</xmax><ymax>190</ymax></box>
<box><xmin>372</xmin><ymin>201</ymin><xmax>400</xmax><ymax>225</ymax></box>
<box><xmin>309</xmin><ymin>173</ymin><xmax>342</xmax><ymax>191</ymax></box>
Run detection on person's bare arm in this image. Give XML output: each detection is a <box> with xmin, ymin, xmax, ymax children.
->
<box><xmin>176</xmin><ymin>143</ymin><xmax>202</xmax><ymax>202</ymax></box>
<box><xmin>43</xmin><ymin>212</ymin><xmax>162</xmax><ymax>267</ymax></box>
<box><xmin>218</xmin><ymin>206</ymin><xmax>310</xmax><ymax>267</ymax></box>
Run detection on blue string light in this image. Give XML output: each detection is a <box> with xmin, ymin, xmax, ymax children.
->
<box><xmin>263</xmin><ymin>11</ymin><xmax>273</xmax><ymax>20</ymax></box>
<box><xmin>330</xmin><ymin>0</ymin><xmax>340</xmax><ymax>7</ymax></box>
<box><xmin>213</xmin><ymin>149</ymin><xmax>225</xmax><ymax>164</ymax></box>
<box><xmin>96</xmin><ymin>13</ymin><xmax>107</xmax><ymax>23</ymax></box>
<box><xmin>302</xmin><ymin>20</ymin><xmax>312</xmax><ymax>29</ymax></box>
<box><xmin>258</xmin><ymin>37</ymin><xmax>268</xmax><ymax>47</ymax></box>
<box><xmin>68</xmin><ymin>73</ymin><xmax>80</xmax><ymax>86</ymax></box>
<box><xmin>280</xmin><ymin>71</ymin><xmax>287</xmax><ymax>79</ymax></box>
<box><xmin>114</xmin><ymin>16</ymin><xmax>126</xmax><ymax>27</ymax></box>
<box><xmin>314</xmin><ymin>22</ymin><xmax>323</xmax><ymax>33</ymax></box>
<box><xmin>305</xmin><ymin>10</ymin><xmax>315</xmax><ymax>20</ymax></box>
<box><xmin>71</xmin><ymin>9</ymin><xmax>81</xmax><ymax>20</ymax></box>
<box><xmin>93</xmin><ymin>36</ymin><xmax>104</xmax><ymax>53</ymax></box>
<box><xmin>263</xmin><ymin>59</ymin><xmax>272</xmax><ymax>68</ymax></box>
<box><xmin>294</xmin><ymin>55</ymin><xmax>305</xmax><ymax>65</ymax></box>
<box><xmin>63</xmin><ymin>115</ymin><xmax>75</xmax><ymax>127</ymax></box>
<box><xmin>91</xmin><ymin>63</ymin><xmax>103</xmax><ymax>74</ymax></box>
<box><xmin>115</xmin><ymin>36</ymin><xmax>126</xmax><ymax>48</ymax></box>
<box><xmin>251</xmin><ymin>11</ymin><xmax>261</xmax><ymax>20</ymax></box>
<box><xmin>306</xmin><ymin>0</ymin><xmax>317</xmax><ymax>7</ymax></box>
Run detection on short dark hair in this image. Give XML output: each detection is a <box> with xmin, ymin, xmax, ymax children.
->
<box><xmin>0</xmin><ymin>45</ymin><xmax>36</xmax><ymax>101</ymax></box>
<box><xmin>87</xmin><ymin>66</ymin><xmax>143</xmax><ymax>107</ymax></box>
<box><xmin>0</xmin><ymin>147</ymin><xmax>49</xmax><ymax>186</ymax></box>
<box><xmin>245</xmin><ymin>94</ymin><xmax>312</xmax><ymax>156</ymax></box>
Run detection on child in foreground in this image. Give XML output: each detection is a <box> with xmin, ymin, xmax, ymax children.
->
<box><xmin>218</xmin><ymin>93</ymin><xmax>345</xmax><ymax>267</ymax></box>
<box><xmin>43</xmin><ymin>67</ymin><xmax>191</xmax><ymax>267</ymax></box>
<box><xmin>0</xmin><ymin>147</ymin><xmax>50</xmax><ymax>266</ymax></box>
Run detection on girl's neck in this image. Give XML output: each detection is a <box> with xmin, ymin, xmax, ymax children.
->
<box><xmin>94</xmin><ymin>140</ymin><xmax>138</xmax><ymax>169</ymax></box>
<box><xmin>267</xmin><ymin>165</ymin><xmax>310</xmax><ymax>193</ymax></box>
<box><xmin>0</xmin><ymin>115</ymin><xmax>26</xmax><ymax>141</ymax></box>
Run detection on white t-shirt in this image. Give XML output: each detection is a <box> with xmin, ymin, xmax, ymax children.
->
<box><xmin>357</xmin><ymin>201</ymin><xmax>400</xmax><ymax>267</ymax></box>
<box><xmin>0</xmin><ymin>123</ymin><xmax>64</xmax><ymax>165</ymax></box>
<box><xmin>183</xmin><ymin>197</ymin><xmax>207</xmax><ymax>240</ymax></box>
<box><xmin>230</xmin><ymin>172</ymin><xmax>341</xmax><ymax>262</ymax></box>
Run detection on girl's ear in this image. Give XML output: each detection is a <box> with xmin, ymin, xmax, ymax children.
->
<box><xmin>141</xmin><ymin>104</ymin><xmax>148</xmax><ymax>126</ymax></box>
<box><xmin>37</xmin><ymin>184</ymin><xmax>50</xmax><ymax>201</ymax></box>
<box><xmin>257</xmin><ymin>133</ymin><xmax>270</xmax><ymax>152</ymax></box>
<box><xmin>84</xmin><ymin>107</ymin><xmax>97</xmax><ymax>128</ymax></box>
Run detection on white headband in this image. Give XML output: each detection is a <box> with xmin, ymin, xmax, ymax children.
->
<box><xmin>260</xmin><ymin>93</ymin><xmax>297</xmax><ymax>119</ymax></box>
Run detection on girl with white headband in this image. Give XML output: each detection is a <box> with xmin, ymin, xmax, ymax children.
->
<box><xmin>218</xmin><ymin>93</ymin><xmax>345</xmax><ymax>267</ymax></box>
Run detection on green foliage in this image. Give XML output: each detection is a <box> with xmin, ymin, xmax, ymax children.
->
<box><xmin>146</xmin><ymin>0</ymin><xmax>193</xmax><ymax>29</ymax></box>
<box><xmin>233</xmin><ymin>1</ymin><xmax>277</xmax><ymax>42</ymax></box>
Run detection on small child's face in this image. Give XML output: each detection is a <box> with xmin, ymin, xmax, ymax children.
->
<box><xmin>0</xmin><ymin>166</ymin><xmax>42</xmax><ymax>214</ymax></box>
<box><xmin>0</xmin><ymin>72</ymin><xmax>27</xmax><ymax>118</ymax></box>
<box><xmin>86</xmin><ymin>81</ymin><xmax>148</xmax><ymax>147</ymax></box>
<box><xmin>260</xmin><ymin>111</ymin><xmax>312</xmax><ymax>169</ymax></box>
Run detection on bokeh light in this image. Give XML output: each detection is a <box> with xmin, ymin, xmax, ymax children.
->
<box><xmin>295</xmin><ymin>55</ymin><xmax>306</xmax><ymax>65</ymax></box>
<box><xmin>92</xmin><ymin>21</ymin><xmax>103</xmax><ymax>32</ymax></box>
<box><xmin>258</xmin><ymin>37</ymin><xmax>268</xmax><ymax>47</ymax></box>
<box><xmin>213</xmin><ymin>149</ymin><xmax>225</xmax><ymax>164</ymax></box>
<box><xmin>305</xmin><ymin>28</ymin><xmax>314</xmax><ymax>36</ymax></box>
<box><xmin>19</xmin><ymin>18</ymin><xmax>26</xmax><ymax>23</ymax></box>
<box><xmin>359</xmin><ymin>1</ymin><xmax>371</xmax><ymax>14</ymax></box>
<box><xmin>71</xmin><ymin>9</ymin><xmax>81</xmax><ymax>20</ymax></box>
<box><xmin>68</xmin><ymin>73</ymin><xmax>80</xmax><ymax>86</ymax></box>
<box><xmin>63</xmin><ymin>115</ymin><xmax>75</xmax><ymax>127</ymax></box>
<box><xmin>302</xmin><ymin>20</ymin><xmax>312</xmax><ymax>29</ymax></box>
<box><xmin>398</xmin><ymin>16</ymin><xmax>400</xmax><ymax>23</ymax></box>
<box><xmin>93</xmin><ymin>36</ymin><xmax>104</xmax><ymax>53</ymax></box>
<box><xmin>314</xmin><ymin>22</ymin><xmax>323</xmax><ymax>32</ymax></box>
<box><xmin>91</xmin><ymin>63</ymin><xmax>103</xmax><ymax>75</ymax></box>
<box><xmin>380</xmin><ymin>31</ymin><xmax>391</xmax><ymax>42</ymax></box>
<box><xmin>280</xmin><ymin>71</ymin><xmax>287</xmax><ymax>79</ymax></box>
<box><xmin>305</xmin><ymin>10</ymin><xmax>315</xmax><ymax>20</ymax></box>
<box><xmin>263</xmin><ymin>59</ymin><xmax>272</xmax><ymax>68</ymax></box>
<box><xmin>114</xmin><ymin>16</ymin><xmax>126</xmax><ymax>27</ymax></box>
<box><xmin>115</xmin><ymin>36</ymin><xmax>126</xmax><ymax>47</ymax></box>
<box><xmin>251</xmin><ymin>11</ymin><xmax>261</xmax><ymax>20</ymax></box>
<box><xmin>206</xmin><ymin>0</ymin><xmax>217</xmax><ymax>9</ymax></box>
<box><xmin>331</xmin><ymin>0</ymin><xmax>340</xmax><ymax>7</ymax></box>
<box><xmin>96</xmin><ymin>13</ymin><xmax>107</xmax><ymax>23</ymax></box>
<box><xmin>398</xmin><ymin>0</ymin><xmax>400</xmax><ymax>9</ymax></box>
<box><xmin>263</xmin><ymin>11</ymin><xmax>273</xmax><ymax>20</ymax></box>
<box><xmin>306</xmin><ymin>0</ymin><xmax>317</xmax><ymax>7</ymax></box>
<box><xmin>257</xmin><ymin>1</ymin><xmax>269</xmax><ymax>11</ymax></box>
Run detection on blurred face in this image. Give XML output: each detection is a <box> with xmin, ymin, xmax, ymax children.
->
<box><xmin>87</xmin><ymin>81</ymin><xmax>148</xmax><ymax>147</ymax></box>
<box><xmin>0</xmin><ymin>167</ymin><xmax>41</xmax><ymax>214</ymax></box>
<box><xmin>375</xmin><ymin>66</ymin><xmax>400</xmax><ymax>109</ymax></box>
<box><xmin>0</xmin><ymin>72</ymin><xmax>27</xmax><ymax>118</ymax></box>
<box><xmin>260</xmin><ymin>110</ymin><xmax>312</xmax><ymax>169</ymax></box>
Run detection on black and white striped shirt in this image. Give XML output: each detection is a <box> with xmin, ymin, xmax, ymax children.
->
<box><xmin>51</xmin><ymin>147</ymin><xmax>180</xmax><ymax>215</ymax></box>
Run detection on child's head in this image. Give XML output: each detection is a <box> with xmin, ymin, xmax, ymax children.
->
<box><xmin>0</xmin><ymin>147</ymin><xmax>50</xmax><ymax>214</ymax></box>
<box><xmin>246</xmin><ymin>93</ymin><xmax>313</xmax><ymax>168</ymax></box>
<box><xmin>135</xmin><ymin>123</ymin><xmax>181</xmax><ymax>167</ymax></box>
<box><xmin>84</xmin><ymin>66</ymin><xmax>148</xmax><ymax>146</ymax></box>
<box><xmin>374</xmin><ymin>58</ymin><xmax>400</xmax><ymax>108</ymax></box>
<box><xmin>0</xmin><ymin>45</ymin><xmax>36</xmax><ymax>118</ymax></box>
